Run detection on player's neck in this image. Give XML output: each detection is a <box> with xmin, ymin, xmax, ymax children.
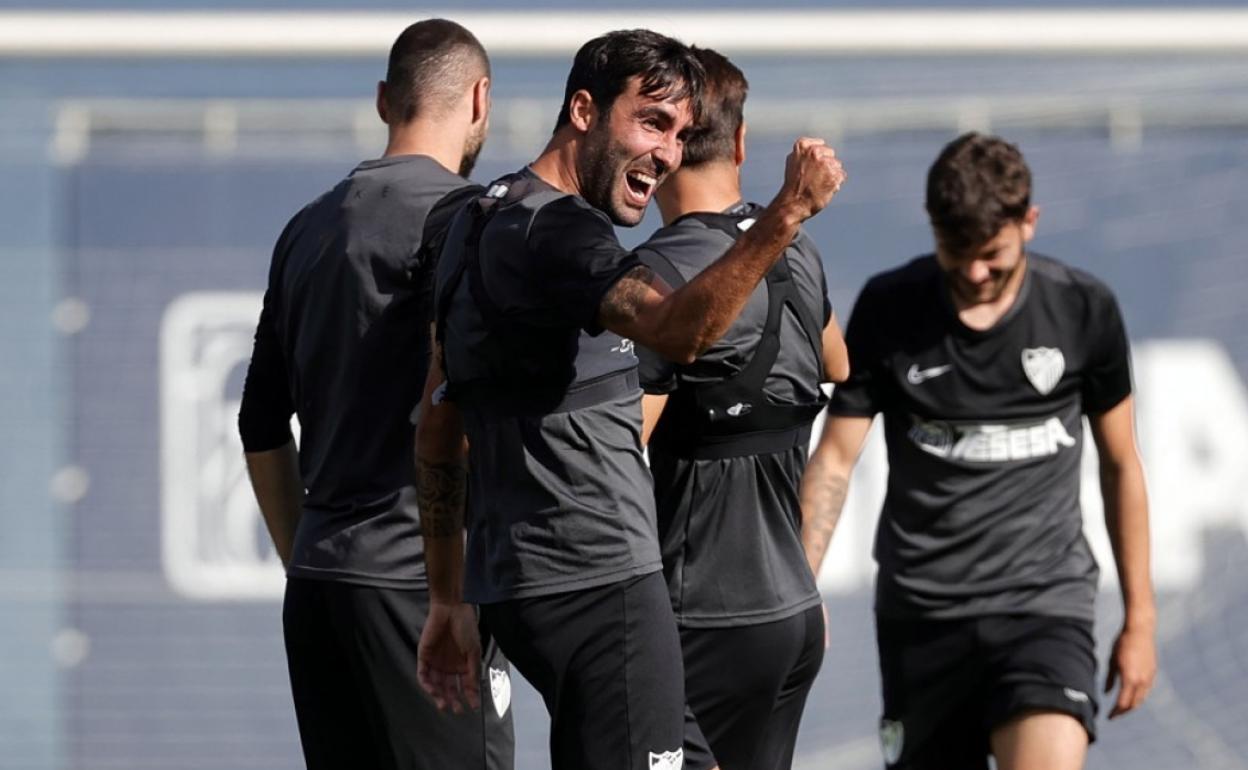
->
<box><xmin>528</xmin><ymin>130</ymin><xmax>584</xmax><ymax>197</ymax></box>
<box><xmin>381</xmin><ymin>120</ymin><xmax>467</xmax><ymax>176</ymax></box>
<box><xmin>655</xmin><ymin>162</ymin><xmax>742</xmax><ymax>225</ymax></box>
<box><xmin>952</xmin><ymin>255</ymin><xmax>1029</xmax><ymax>331</ymax></box>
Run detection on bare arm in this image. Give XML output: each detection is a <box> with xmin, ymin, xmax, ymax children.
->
<box><xmin>641</xmin><ymin>393</ymin><xmax>668</xmax><ymax>446</ymax></box>
<box><xmin>600</xmin><ymin>139</ymin><xmax>846</xmax><ymax>364</ymax></box>
<box><xmin>1089</xmin><ymin>395</ymin><xmax>1157</xmax><ymax>719</ymax></box>
<box><xmin>800</xmin><ymin>415</ymin><xmax>873</xmax><ymax>576</ymax></box>
<box><xmin>414</xmin><ymin>341</ymin><xmax>481</xmax><ymax>713</ymax></box>
<box><xmin>244</xmin><ymin>441</ymin><xmax>303</xmax><ymax>568</ymax></box>
<box><xmin>822</xmin><ymin>311</ymin><xmax>850</xmax><ymax>384</ymax></box>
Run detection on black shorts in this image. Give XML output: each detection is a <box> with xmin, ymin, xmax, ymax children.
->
<box><xmin>283</xmin><ymin>578</ymin><xmax>515</xmax><ymax>770</ymax></box>
<box><xmin>681</xmin><ymin>605</ymin><xmax>825</xmax><ymax>770</ymax></box>
<box><xmin>481</xmin><ymin>571</ymin><xmax>696</xmax><ymax>770</ymax></box>
<box><xmin>875</xmin><ymin>613</ymin><xmax>1098</xmax><ymax>770</ymax></box>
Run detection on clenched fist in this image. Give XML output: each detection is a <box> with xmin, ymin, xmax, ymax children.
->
<box><xmin>778</xmin><ymin>137</ymin><xmax>846</xmax><ymax>221</ymax></box>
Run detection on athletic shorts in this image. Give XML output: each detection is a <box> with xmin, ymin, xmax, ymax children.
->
<box><xmin>481</xmin><ymin>571</ymin><xmax>697</xmax><ymax>770</ymax></box>
<box><xmin>283</xmin><ymin>578</ymin><xmax>515</xmax><ymax>770</ymax></box>
<box><xmin>875</xmin><ymin>613</ymin><xmax>1098</xmax><ymax>770</ymax></box>
<box><xmin>681</xmin><ymin>604</ymin><xmax>825</xmax><ymax>770</ymax></box>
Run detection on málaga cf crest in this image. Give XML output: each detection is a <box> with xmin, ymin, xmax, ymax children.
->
<box><xmin>648</xmin><ymin>748</ymin><xmax>683</xmax><ymax>770</ymax></box>
<box><xmin>489</xmin><ymin>667</ymin><xmax>511</xmax><ymax>718</ymax></box>
<box><xmin>1021</xmin><ymin>347</ymin><xmax>1065</xmax><ymax>395</ymax></box>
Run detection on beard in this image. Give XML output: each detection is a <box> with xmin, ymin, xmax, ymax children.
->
<box><xmin>579</xmin><ymin>119</ymin><xmax>628</xmax><ymax>222</ymax></box>
<box><xmin>576</xmin><ymin>120</ymin><xmax>643</xmax><ymax>226</ymax></box>
<box><xmin>949</xmin><ymin>256</ymin><xmax>1024</xmax><ymax>305</ymax></box>
<box><xmin>458</xmin><ymin>122</ymin><xmax>486</xmax><ymax>178</ymax></box>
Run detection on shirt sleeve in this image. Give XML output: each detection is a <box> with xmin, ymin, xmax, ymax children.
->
<box><xmin>527</xmin><ymin>196</ymin><xmax>641</xmax><ymax>335</ymax></box>
<box><xmin>1081</xmin><ymin>286</ymin><xmax>1133</xmax><ymax>414</ymax></box>
<box><xmin>238</xmin><ymin>289</ymin><xmax>295</xmax><ymax>452</ymax></box>
<box><xmin>827</xmin><ymin>282</ymin><xmax>884</xmax><ymax>417</ymax></box>
<box><xmin>416</xmin><ymin>183</ymin><xmax>483</xmax><ymax>277</ymax></box>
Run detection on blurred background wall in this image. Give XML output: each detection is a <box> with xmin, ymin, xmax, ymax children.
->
<box><xmin>1</xmin><ymin>3</ymin><xmax>1246</xmax><ymax>769</ymax></box>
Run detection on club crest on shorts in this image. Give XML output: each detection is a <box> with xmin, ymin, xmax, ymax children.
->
<box><xmin>488</xmin><ymin>667</ymin><xmax>511</xmax><ymax>718</ymax></box>
<box><xmin>1021</xmin><ymin>347</ymin><xmax>1065</xmax><ymax>395</ymax></box>
<box><xmin>879</xmin><ymin>719</ymin><xmax>905</xmax><ymax>765</ymax></box>
<box><xmin>648</xmin><ymin>748</ymin><xmax>683</xmax><ymax>770</ymax></box>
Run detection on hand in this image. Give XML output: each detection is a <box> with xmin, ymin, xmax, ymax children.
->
<box><xmin>1104</xmin><ymin>623</ymin><xmax>1156</xmax><ymax>718</ymax></box>
<box><xmin>417</xmin><ymin>601</ymin><xmax>482</xmax><ymax>714</ymax></box>
<box><xmin>822</xmin><ymin>602</ymin><xmax>831</xmax><ymax>651</ymax></box>
<box><xmin>778</xmin><ymin>137</ymin><xmax>847</xmax><ymax>221</ymax></box>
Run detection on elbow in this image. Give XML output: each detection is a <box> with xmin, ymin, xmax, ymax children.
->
<box><xmin>647</xmin><ymin>334</ymin><xmax>701</xmax><ymax>366</ymax></box>
<box><xmin>415</xmin><ymin>407</ymin><xmax>464</xmax><ymax>462</ymax></box>
<box><xmin>669</xmin><ymin>345</ymin><xmax>700</xmax><ymax>367</ymax></box>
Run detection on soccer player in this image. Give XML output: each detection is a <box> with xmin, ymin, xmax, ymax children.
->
<box><xmin>634</xmin><ymin>47</ymin><xmax>849</xmax><ymax>770</ymax></box>
<box><xmin>414</xmin><ymin>29</ymin><xmax>845</xmax><ymax>770</ymax></box>
<box><xmin>238</xmin><ymin>20</ymin><xmax>514</xmax><ymax>770</ymax></box>
<box><xmin>800</xmin><ymin>132</ymin><xmax>1156</xmax><ymax>770</ymax></box>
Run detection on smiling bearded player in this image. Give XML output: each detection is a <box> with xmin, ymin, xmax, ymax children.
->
<box><xmin>800</xmin><ymin>132</ymin><xmax>1156</xmax><ymax>770</ymax></box>
<box><xmin>412</xmin><ymin>28</ymin><xmax>845</xmax><ymax>770</ymax></box>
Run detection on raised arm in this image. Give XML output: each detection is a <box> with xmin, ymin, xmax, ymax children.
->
<box><xmin>1089</xmin><ymin>395</ymin><xmax>1157</xmax><ymax>719</ymax></box>
<box><xmin>413</xmin><ymin>340</ymin><xmax>481</xmax><ymax>714</ymax></box>
<box><xmin>599</xmin><ymin>138</ymin><xmax>846</xmax><ymax>364</ymax></box>
<box><xmin>800</xmin><ymin>414</ymin><xmax>873</xmax><ymax>576</ymax></box>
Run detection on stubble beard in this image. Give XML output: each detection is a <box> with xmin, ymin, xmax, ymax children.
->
<box><xmin>458</xmin><ymin>123</ymin><xmax>486</xmax><ymax>178</ymax></box>
<box><xmin>577</xmin><ymin>122</ymin><xmax>637</xmax><ymax>226</ymax></box>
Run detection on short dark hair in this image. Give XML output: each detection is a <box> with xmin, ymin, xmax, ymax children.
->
<box><xmin>385</xmin><ymin>19</ymin><xmax>490</xmax><ymax>124</ymax></box>
<box><xmin>680</xmin><ymin>47</ymin><xmax>748</xmax><ymax>168</ymax></box>
<box><xmin>926</xmin><ymin>132</ymin><xmax>1032</xmax><ymax>251</ymax></box>
<box><xmin>554</xmin><ymin>29</ymin><xmax>704</xmax><ymax>131</ymax></box>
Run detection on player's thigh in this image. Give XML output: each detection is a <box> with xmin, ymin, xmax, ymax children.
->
<box><xmin>875</xmin><ymin>616</ymin><xmax>988</xmax><ymax>770</ymax></box>
<box><xmin>484</xmin><ymin>573</ymin><xmax>687</xmax><ymax>770</ymax></box>
<box><xmin>680</xmin><ymin>607</ymin><xmax>822</xmax><ymax>770</ymax></box>
<box><xmin>980</xmin><ymin>615</ymin><xmax>1098</xmax><ymax>746</ymax></box>
<box><xmin>754</xmin><ymin>605</ymin><xmax>826</xmax><ymax>770</ymax></box>
<box><xmin>990</xmin><ymin>710</ymin><xmax>1088</xmax><ymax>770</ymax></box>
<box><xmin>282</xmin><ymin>579</ymin><xmax>382</xmax><ymax>770</ymax></box>
<box><xmin>325</xmin><ymin>584</ymin><xmax>515</xmax><ymax>770</ymax></box>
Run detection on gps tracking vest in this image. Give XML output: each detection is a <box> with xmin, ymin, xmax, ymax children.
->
<box><xmin>651</xmin><ymin>205</ymin><xmax>828</xmax><ymax>459</ymax></box>
<box><xmin>434</xmin><ymin>175</ymin><xmax>639</xmax><ymax>416</ymax></box>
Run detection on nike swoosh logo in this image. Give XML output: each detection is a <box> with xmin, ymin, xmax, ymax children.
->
<box><xmin>907</xmin><ymin>364</ymin><xmax>953</xmax><ymax>384</ymax></box>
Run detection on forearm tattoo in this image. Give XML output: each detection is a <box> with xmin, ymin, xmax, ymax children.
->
<box><xmin>804</xmin><ymin>475</ymin><xmax>849</xmax><ymax>565</ymax></box>
<box><xmin>598</xmin><ymin>265</ymin><xmax>656</xmax><ymax>329</ymax></box>
<box><xmin>416</xmin><ymin>458</ymin><xmax>467</xmax><ymax>537</ymax></box>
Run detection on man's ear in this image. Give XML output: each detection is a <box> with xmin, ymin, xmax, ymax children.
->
<box><xmin>471</xmin><ymin>76</ymin><xmax>491</xmax><ymax>125</ymax></box>
<box><xmin>734</xmin><ymin>120</ymin><xmax>747</xmax><ymax>167</ymax></box>
<box><xmin>376</xmin><ymin>81</ymin><xmax>389</xmax><ymax>124</ymax></box>
<box><xmin>568</xmin><ymin>89</ymin><xmax>598</xmax><ymax>133</ymax></box>
<box><xmin>1021</xmin><ymin>205</ymin><xmax>1040</xmax><ymax>243</ymax></box>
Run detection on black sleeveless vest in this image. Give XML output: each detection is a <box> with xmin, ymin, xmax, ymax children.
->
<box><xmin>649</xmin><ymin>204</ymin><xmax>828</xmax><ymax>459</ymax></box>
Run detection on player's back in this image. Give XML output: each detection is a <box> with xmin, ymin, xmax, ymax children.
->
<box><xmin>637</xmin><ymin>204</ymin><xmax>830</xmax><ymax>625</ymax></box>
<box><xmin>268</xmin><ymin>154</ymin><xmax>470</xmax><ymax>585</ymax></box>
<box><xmin>273</xmin><ymin>155</ymin><xmax>466</xmax><ymax>506</ymax></box>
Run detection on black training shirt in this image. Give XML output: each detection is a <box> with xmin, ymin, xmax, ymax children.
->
<box><xmin>830</xmin><ymin>253</ymin><xmax>1132</xmax><ymax>621</ymax></box>
<box><xmin>239</xmin><ymin>154</ymin><xmax>475</xmax><ymax>588</ymax></box>
<box><xmin>436</xmin><ymin>168</ymin><xmax>662</xmax><ymax>604</ymax></box>
<box><xmin>636</xmin><ymin>205</ymin><xmax>830</xmax><ymax>627</ymax></box>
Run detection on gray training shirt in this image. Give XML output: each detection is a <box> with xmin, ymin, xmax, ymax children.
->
<box><xmin>239</xmin><ymin>154</ymin><xmax>475</xmax><ymax>588</ymax></box>
<box><xmin>436</xmin><ymin>168</ymin><xmax>662</xmax><ymax>604</ymax></box>
<box><xmin>829</xmin><ymin>254</ymin><xmax>1132</xmax><ymax>622</ymax></box>
<box><xmin>637</xmin><ymin>205</ymin><xmax>831</xmax><ymax>627</ymax></box>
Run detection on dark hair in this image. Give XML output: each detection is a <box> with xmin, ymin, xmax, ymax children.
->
<box><xmin>554</xmin><ymin>29</ymin><xmax>704</xmax><ymax>131</ymax></box>
<box><xmin>925</xmin><ymin>132</ymin><xmax>1032</xmax><ymax>251</ymax></box>
<box><xmin>385</xmin><ymin>19</ymin><xmax>490</xmax><ymax>124</ymax></box>
<box><xmin>680</xmin><ymin>47</ymin><xmax>748</xmax><ymax>168</ymax></box>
